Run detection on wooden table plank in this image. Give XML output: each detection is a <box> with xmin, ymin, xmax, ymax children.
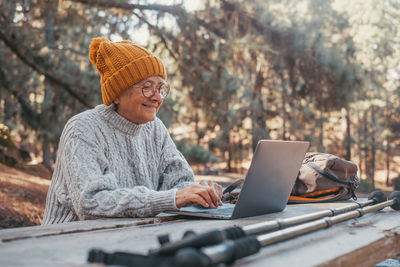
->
<box><xmin>0</xmin><ymin>199</ymin><xmax>399</xmax><ymax>267</ymax></box>
<box><xmin>0</xmin><ymin>216</ymin><xmax>178</xmax><ymax>242</ymax></box>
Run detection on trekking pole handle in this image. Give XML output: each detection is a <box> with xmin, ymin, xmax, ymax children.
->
<box><xmin>174</xmin><ymin>235</ymin><xmax>261</xmax><ymax>267</ymax></box>
<box><xmin>152</xmin><ymin>227</ymin><xmax>246</xmax><ymax>255</ymax></box>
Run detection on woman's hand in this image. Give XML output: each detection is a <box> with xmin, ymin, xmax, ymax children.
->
<box><xmin>175</xmin><ymin>180</ymin><xmax>223</xmax><ymax>209</ymax></box>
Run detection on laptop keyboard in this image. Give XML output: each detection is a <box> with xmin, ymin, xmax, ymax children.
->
<box><xmin>180</xmin><ymin>203</ymin><xmax>235</xmax><ymax>216</ymax></box>
<box><xmin>204</xmin><ymin>205</ymin><xmax>234</xmax><ymax>216</ymax></box>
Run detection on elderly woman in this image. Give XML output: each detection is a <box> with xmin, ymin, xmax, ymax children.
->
<box><xmin>42</xmin><ymin>37</ymin><xmax>222</xmax><ymax>224</ymax></box>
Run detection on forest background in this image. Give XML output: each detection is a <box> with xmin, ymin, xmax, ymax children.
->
<box><xmin>0</xmin><ymin>0</ymin><xmax>400</xmax><ymax>226</ymax></box>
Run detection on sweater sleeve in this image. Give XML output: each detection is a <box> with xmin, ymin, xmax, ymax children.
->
<box><xmin>157</xmin><ymin>120</ymin><xmax>195</xmax><ymax>191</ymax></box>
<box><xmin>59</xmin><ymin>122</ymin><xmax>177</xmax><ymax>219</ymax></box>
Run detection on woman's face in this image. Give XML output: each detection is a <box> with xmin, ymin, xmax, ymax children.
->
<box><xmin>113</xmin><ymin>76</ymin><xmax>165</xmax><ymax>124</ymax></box>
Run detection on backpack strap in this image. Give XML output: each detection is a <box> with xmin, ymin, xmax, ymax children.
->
<box><xmin>308</xmin><ymin>162</ymin><xmax>358</xmax><ymax>200</ymax></box>
<box><xmin>221</xmin><ymin>179</ymin><xmax>244</xmax><ymax>203</ymax></box>
<box><xmin>308</xmin><ymin>162</ymin><xmax>355</xmax><ymax>186</ymax></box>
<box><xmin>297</xmin><ymin>187</ymin><xmax>342</xmax><ymax>197</ymax></box>
<box><xmin>288</xmin><ymin>187</ymin><xmax>344</xmax><ymax>204</ymax></box>
<box><xmin>222</xmin><ymin>179</ymin><xmax>244</xmax><ymax>195</ymax></box>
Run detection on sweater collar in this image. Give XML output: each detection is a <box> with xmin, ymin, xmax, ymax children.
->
<box><xmin>95</xmin><ymin>104</ymin><xmax>143</xmax><ymax>136</ymax></box>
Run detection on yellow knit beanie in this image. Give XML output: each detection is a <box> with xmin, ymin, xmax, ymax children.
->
<box><xmin>88</xmin><ymin>37</ymin><xmax>167</xmax><ymax>105</ymax></box>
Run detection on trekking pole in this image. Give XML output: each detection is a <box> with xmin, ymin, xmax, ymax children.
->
<box><xmin>242</xmin><ymin>190</ymin><xmax>386</xmax><ymax>236</ymax></box>
<box><xmin>173</xmin><ymin>191</ymin><xmax>400</xmax><ymax>267</ymax></box>
<box><xmin>152</xmin><ymin>190</ymin><xmax>387</xmax><ymax>255</ymax></box>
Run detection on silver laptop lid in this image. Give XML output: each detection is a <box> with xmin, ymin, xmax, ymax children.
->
<box><xmin>231</xmin><ymin>140</ymin><xmax>309</xmax><ymax>219</ymax></box>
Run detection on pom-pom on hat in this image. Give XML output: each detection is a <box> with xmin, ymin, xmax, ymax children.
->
<box><xmin>89</xmin><ymin>37</ymin><xmax>167</xmax><ymax>105</ymax></box>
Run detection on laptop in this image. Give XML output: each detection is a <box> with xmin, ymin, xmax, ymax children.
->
<box><xmin>167</xmin><ymin>140</ymin><xmax>309</xmax><ymax>219</ymax></box>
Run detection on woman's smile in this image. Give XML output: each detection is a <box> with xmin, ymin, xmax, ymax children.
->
<box><xmin>142</xmin><ymin>103</ymin><xmax>158</xmax><ymax>112</ymax></box>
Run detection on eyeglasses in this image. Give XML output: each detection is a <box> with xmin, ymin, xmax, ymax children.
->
<box><xmin>131</xmin><ymin>80</ymin><xmax>170</xmax><ymax>99</ymax></box>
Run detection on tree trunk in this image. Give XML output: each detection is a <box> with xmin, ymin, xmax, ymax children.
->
<box><xmin>42</xmin><ymin>140</ymin><xmax>52</xmax><ymax>170</ymax></box>
<box><xmin>345</xmin><ymin>108</ymin><xmax>351</xmax><ymax>161</ymax></box>
<box><xmin>251</xmin><ymin>69</ymin><xmax>268</xmax><ymax>151</ymax></box>
<box><xmin>384</xmin><ymin>86</ymin><xmax>392</xmax><ymax>186</ymax></box>
<box><xmin>285</xmin><ymin>58</ymin><xmax>298</xmax><ymax>141</ymax></box>
<box><xmin>228</xmin><ymin>144</ymin><xmax>233</xmax><ymax>172</ymax></box>
<box><xmin>364</xmin><ymin>110</ymin><xmax>370</xmax><ymax>183</ymax></box>
<box><xmin>194</xmin><ymin>112</ymin><xmax>200</xmax><ymax>145</ymax></box>
<box><xmin>226</xmin><ymin>132</ymin><xmax>233</xmax><ymax>172</ymax></box>
<box><xmin>238</xmin><ymin>139</ymin><xmax>243</xmax><ymax>173</ymax></box>
<box><xmin>386</xmin><ymin>137</ymin><xmax>391</xmax><ymax>186</ymax></box>
<box><xmin>357</xmin><ymin>113</ymin><xmax>363</xmax><ymax>179</ymax></box>
<box><xmin>318</xmin><ymin>110</ymin><xmax>324</xmax><ymax>152</ymax></box>
<box><xmin>40</xmin><ymin>2</ymin><xmax>57</xmax><ymax>170</ymax></box>
<box><xmin>3</xmin><ymin>95</ymin><xmax>13</xmax><ymax>124</ymax></box>
<box><xmin>45</xmin><ymin>9</ymin><xmax>56</xmax><ymax>48</ymax></box>
<box><xmin>280</xmin><ymin>71</ymin><xmax>288</xmax><ymax>140</ymax></box>
<box><xmin>370</xmin><ymin>106</ymin><xmax>376</xmax><ymax>190</ymax></box>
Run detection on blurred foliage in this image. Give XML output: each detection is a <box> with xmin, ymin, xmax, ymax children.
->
<box><xmin>0</xmin><ymin>122</ymin><xmax>20</xmax><ymax>167</ymax></box>
<box><xmin>355</xmin><ymin>179</ymin><xmax>375</xmax><ymax>194</ymax></box>
<box><xmin>0</xmin><ymin>0</ymin><xmax>399</xmax><ymax>184</ymax></box>
<box><xmin>393</xmin><ymin>177</ymin><xmax>400</xmax><ymax>191</ymax></box>
<box><xmin>175</xmin><ymin>138</ymin><xmax>219</xmax><ymax>165</ymax></box>
<box><xmin>0</xmin><ymin>123</ymin><xmax>14</xmax><ymax>149</ymax></box>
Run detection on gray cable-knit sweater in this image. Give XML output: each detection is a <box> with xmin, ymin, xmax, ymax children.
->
<box><xmin>42</xmin><ymin>104</ymin><xmax>194</xmax><ymax>224</ymax></box>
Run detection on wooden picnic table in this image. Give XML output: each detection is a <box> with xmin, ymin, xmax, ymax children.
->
<box><xmin>0</xmin><ymin>199</ymin><xmax>399</xmax><ymax>267</ymax></box>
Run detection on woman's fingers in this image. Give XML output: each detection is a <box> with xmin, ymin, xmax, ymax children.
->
<box><xmin>197</xmin><ymin>187</ymin><xmax>216</xmax><ymax>208</ymax></box>
<box><xmin>175</xmin><ymin>185</ymin><xmax>210</xmax><ymax>208</ymax></box>
<box><xmin>191</xmin><ymin>194</ymin><xmax>210</xmax><ymax>208</ymax></box>
<box><xmin>207</xmin><ymin>186</ymin><xmax>220</xmax><ymax>207</ymax></box>
<box><xmin>213</xmin><ymin>184</ymin><xmax>223</xmax><ymax>206</ymax></box>
<box><xmin>212</xmin><ymin>183</ymin><xmax>223</xmax><ymax>198</ymax></box>
<box><xmin>199</xmin><ymin>181</ymin><xmax>222</xmax><ymax>207</ymax></box>
<box><xmin>176</xmin><ymin>182</ymin><xmax>223</xmax><ymax>208</ymax></box>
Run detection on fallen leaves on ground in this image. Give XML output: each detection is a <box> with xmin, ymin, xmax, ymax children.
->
<box><xmin>0</xmin><ymin>163</ymin><xmax>50</xmax><ymax>229</ymax></box>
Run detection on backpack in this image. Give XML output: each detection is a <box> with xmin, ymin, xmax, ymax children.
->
<box><xmin>221</xmin><ymin>153</ymin><xmax>360</xmax><ymax>204</ymax></box>
<box><xmin>288</xmin><ymin>152</ymin><xmax>360</xmax><ymax>203</ymax></box>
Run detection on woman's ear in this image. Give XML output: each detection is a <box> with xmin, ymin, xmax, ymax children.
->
<box><xmin>113</xmin><ymin>98</ymin><xmax>120</xmax><ymax>104</ymax></box>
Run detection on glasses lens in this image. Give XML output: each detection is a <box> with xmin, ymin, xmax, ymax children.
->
<box><xmin>159</xmin><ymin>84</ymin><xmax>169</xmax><ymax>98</ymax></box>
<box><xmin>140</xmin><ymin>82</ymin><xmax>169</xmax><ymax>98</ymax></box>
<box><xmin>142</xmin><ymin>87</ymin><xmax>153</xmax><ymax>98</ymax></box>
